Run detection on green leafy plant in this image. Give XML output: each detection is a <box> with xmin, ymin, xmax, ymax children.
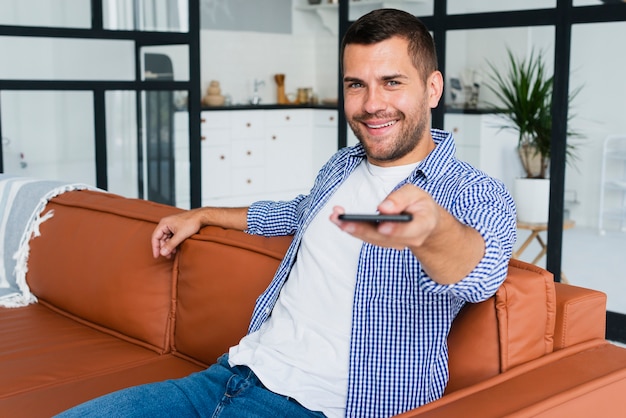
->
<box><xmin>484</xmin><ymin>48</ymin><xmax>582</xmax><ymax>179</ymax></box>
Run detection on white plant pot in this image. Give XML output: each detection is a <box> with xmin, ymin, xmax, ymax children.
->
<box><xmin>514</xmin><ymin>178</ymin><xmax>550</xmax><ymax>224</ymax></box>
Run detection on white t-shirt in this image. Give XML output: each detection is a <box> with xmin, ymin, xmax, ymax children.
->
<box><xmin>229</xmin><ymin>160</ymin><xmax>419</xmax><ymax>417</ymax></box>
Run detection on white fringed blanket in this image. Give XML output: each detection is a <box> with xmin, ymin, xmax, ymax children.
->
<box><xmin>0</xmin><ymin>175</ymin><xmax>99</xmax><ymax>307</ymax></box>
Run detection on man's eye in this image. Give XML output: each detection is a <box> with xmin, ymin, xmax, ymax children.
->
<box><xmin>387</xmin><ymin>80</ymin><xmax>400</xmax><ymax>86</ymax></box>
<box><xmin>348</xmin><ymin>82</ymin><xmax>363</xmax><ymax>89</ymax></box>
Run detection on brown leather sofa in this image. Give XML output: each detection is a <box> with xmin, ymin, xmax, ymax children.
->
<box><xmin>1</xmin><ymin>190</ymin><xmax>625</xmax><ymax>417</ymax></box>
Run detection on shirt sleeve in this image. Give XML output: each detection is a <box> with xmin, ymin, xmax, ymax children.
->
<box><xmin>245</xmin><ymin>194</ymin><xmax>309</xmax><ymax>237</ymax></box>
<box><xmin>418</xmin><ymin>176</ymin><xmax>517</xmax><ymax>303</ymax></box>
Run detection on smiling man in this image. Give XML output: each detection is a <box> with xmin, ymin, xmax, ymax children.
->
<box><xmin>58</xmin><ymin>9</ymin><xmax>516</xmax><ymax>418</ymax></box>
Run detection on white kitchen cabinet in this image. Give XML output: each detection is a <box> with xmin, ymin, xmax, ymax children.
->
<box><xmin>598</xmin><ymin>135</ymin><xmax>626</xmax><ymax>234</ymax></box>
<box><xmin>443</xmin><ymin>112</ymin><xmax>519</xmax><ymax>192</ymax></box>
<box><xmin>230</xmin><ymin>111</ymin><xmax>264</xmax><ymax>140</ymax></box>
<box><xmin>200</xmin><ymin>108</ymin><xmax>338</xmax><ymax>207</ymax></box>
<box><xmin>202</xmin><ymin>144</ymin><xmax>231</xmax><ymax>199</ymax></box>
<box><xmin>265</xmin><ymin>109</ymin><xmax>312</xmax><ymax>193</ymax></box>
<box><xmin>444</xmin><ymin>112</ymin><xmax>482</xmax><ymax>165</ymax></box>
<box><xmin>202</xmin><ymin>110</ymin><xmax>265</xmax><ymax>206</ymax></box>
<box><xmin>232</xmin><ymin>139</ymin><xmax>265</xmax><ymax>168</ymax></box>
<box><xmin>200</xmin><ymin>111</ymin><xmax>232</xmax><ymax>201</ymax></box>
<box><xmin>312</xmin><ymin>109</ymin><xmax>339</xmax><ymax>175</ymax></box>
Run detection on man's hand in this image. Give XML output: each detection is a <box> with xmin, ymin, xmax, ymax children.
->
<box><xmin>330</xmin><ymin>184</ymin><xmax>485</xmax><ymax>284</ymax></box>
<box><xmin>330</xmin><ymin>184</ymin><xmax>439</xmax><ymax>250</ymax></box>
<box><xmin>151</xmin><ymin>209</ymin><xmax>205</xmax><ymax>259</ymax></box>
<box><xmin>151</xmin><ymin>206</ymin><xmax>249</xmax><ymax>259</ymax></box>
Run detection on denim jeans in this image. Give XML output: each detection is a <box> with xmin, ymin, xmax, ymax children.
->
<box><xmin>56</xmin><ymin>354</ymin><xmax>327</xmax><ymax>418</ymax></box>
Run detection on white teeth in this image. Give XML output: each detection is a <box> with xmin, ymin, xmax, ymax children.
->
<box><xmin>367</xmin><ymin>120</ymin><xmax>396</xmax><ymax>129</ymax></box>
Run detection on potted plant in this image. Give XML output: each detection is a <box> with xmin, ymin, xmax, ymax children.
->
<box><xmin>484</xmin><ymin>48</ymin><xmax>582</xmax><ymax>223</ymax></box>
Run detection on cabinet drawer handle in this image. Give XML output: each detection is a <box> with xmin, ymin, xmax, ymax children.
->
<box><xmin>272</xmin><ymin>135</ymin><xmax>277</xmax><ymax>140</ymax></box>
<box><xmin>246</xmin><ymin>150</ymin><xmax>252</xmax><ymax>156</ymax></box>
<box><xmin>219</xmin><ymin>155</ymin><xmax>225</xmax><ymax>160</ymax></box>
<box><xmin>201</xmin><ymin>136</ymin><xmax>206</xmax><ymax>141</ymax></box>
<box><xmin>285</xmin><ymin>115</ymin><xmax>290</xmax><ymax>121</ymax></box>
<box><xmin>246</xmin><ymin>179</ymin><xmax>252</xmax><ymax>184</ymax></box>
<box><xmin>201</xmin><ymin>118</ymin><xmax>206</xmax><ymax>123</ymax></box>
<box><xmin>329</xmin><ymin>116</ymin><xmax>334</xmax><ymax>121</ymax></box>
<box><xmin>246</xmin><ymin>122</ymin><xmax>251</xmax><ymax>128</ymax></box>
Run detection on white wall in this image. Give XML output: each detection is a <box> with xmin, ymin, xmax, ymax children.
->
<box><xmin>199</xmin><ymin>29</ymin><xmax>338</xmax><ymax>106</ymax></box>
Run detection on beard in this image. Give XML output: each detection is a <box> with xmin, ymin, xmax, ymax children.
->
<box><xmin>348</xmin><ymin>105</ymin><xmax>430</xmax><ymax>164</ymax></box>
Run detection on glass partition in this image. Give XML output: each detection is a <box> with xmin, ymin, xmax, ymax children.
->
<box><xmin>348</xmin><ymin>0</ymin><xmax>434</xmax><ymax>21</ymax></box>
<box><xmin>106</xmin><ymin>90</ymin><xmax>190</xmax><ymax>209</ymax></box>
<box><xmin>106</xmin><ymin>91</ymin><xmax>139</xmax><ymax>199</ymax></box>
<box><xmin>141</xmin><ymin>45</ymin><xmax>190</xmax><ymax>82</ymax></box>
<box><xmin>444</xmin><ymin>26</ymin><xmax>555</xmax><ymax>194</ymax></box>
<box><xmin>563</xmin><ymin>21</ymin><xmax>626</xmax><ymax>315</ymax></box>
<box><xmin>103</xmin><ymin>0</ymin><xmax>189</xmax><ymax>32</ymax></box>
<box><xmin>0</xmin><ymin>36</ymin><xmax>134</xmax><ymax>81</ymax></box>
<box><xmin>573</xmin><ymin>0</ymin><xmax>607</xmax><ymax>6</ymax></box>
<box><xmin>0</xmin><ymin>91</ymin><xmax>96</xmax><ymax>185</ymax></box>
<box><xmin>0</xmin><ymin>0</ymin><xmax>91</xmax><ymax>28</ymax></box>
<box><xmin>448</xmin><ymin>0</ymin><xmax>555</xmax><ymax>14</ymax></box>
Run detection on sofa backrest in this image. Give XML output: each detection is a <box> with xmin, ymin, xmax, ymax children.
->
<box><xmin>26</xmin><ymin>190</ymin><xmax>181</xmax><ymax>354</ymax></box>
<box><xmin>172</xmin><ymin>225</ymin><xmax>568</xmax><ymax>394</ymax></box>
<box><xmin>172</xmin><ymin>226</ymin><xmax>291</xmax><ymax>365</ymax></box>
<box><xmin>446</xmin><ymin>259</ymin><xmax>556</xmax><ymax>393</ymax></box>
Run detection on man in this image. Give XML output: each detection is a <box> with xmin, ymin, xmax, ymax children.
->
<box><xmin>58</xmin><ymin>8</ymin><xmax>516</xmax><ymax>418</ymax></box>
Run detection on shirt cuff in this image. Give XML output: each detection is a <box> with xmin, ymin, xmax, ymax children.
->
<box><xmin>419</xmin><ymin>222</ymin><xmax>511</xmax><ymax>303</ymax></box>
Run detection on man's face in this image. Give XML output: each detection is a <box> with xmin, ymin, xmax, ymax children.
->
<box><xmin>343</xmin><ymin>36</ymin><xmax>441</xmax><ymax>167</ymax></box>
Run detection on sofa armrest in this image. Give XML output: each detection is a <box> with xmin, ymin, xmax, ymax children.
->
<box><xmin>394</xmin><ymin>340</ymin><xmax>626</xmax><ymax>418</ymax></box>
<box><xmin>553</xmin><ymin>283</ymin><xmax>607</xmax><ymax>350</ymax></box>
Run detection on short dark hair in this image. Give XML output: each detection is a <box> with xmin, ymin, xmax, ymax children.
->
<box><xmin>341</xmin><ymin>8</ymin><xmax>438</xmax><ymax>83</ymax></box>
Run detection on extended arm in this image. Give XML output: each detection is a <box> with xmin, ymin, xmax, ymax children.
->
<box><xmin>330</xmin><ymin>184</ymin><xmax>486</xmax><ymax>285</ymax></box>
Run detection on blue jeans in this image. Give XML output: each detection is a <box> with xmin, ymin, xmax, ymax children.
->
<box><xmin>56</xmin><ymin>354</ymin><xmax>327</xmax><ymax>418</ymax></box>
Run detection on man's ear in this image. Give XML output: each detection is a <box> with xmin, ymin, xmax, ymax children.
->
<box><xmin>428</xmin><ymin>71</ymin><xmax>444</xmax><ymax>109</ymax></box>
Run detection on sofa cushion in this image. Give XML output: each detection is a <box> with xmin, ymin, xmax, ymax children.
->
<box><xmin>26</xmin><ymin>190</ymin><xmax>181</xmax><ymax>353</ymax></box>
<box><xmin>2</xmin><ymin>354</ymin><xmax>202</xmax><ymax>417</ymax></box>
<box><xmin>446</xmin><ymin>259</ymin><xmax>556</xmax><ymax>393</ymax></box>
<box><xmin>0</xmin><ymin>303</ymin><xmax>184</xmax><ymax>403</ymax></box>
<box><xmin>174</xmin><ymin>226</ymin><xmax>292</xmax><ymax>365</ymax></box>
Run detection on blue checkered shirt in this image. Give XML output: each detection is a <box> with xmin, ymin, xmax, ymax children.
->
<box><xmin>245</xmin><ymin>129</ymin><xmax>517</xmax><ymax>417</ymax></box>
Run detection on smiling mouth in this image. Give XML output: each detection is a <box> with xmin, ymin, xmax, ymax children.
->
<box><xmin>365</xmin><ymin>120</ymin><xmax>397</xmax><ymax>129</ymax></box>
